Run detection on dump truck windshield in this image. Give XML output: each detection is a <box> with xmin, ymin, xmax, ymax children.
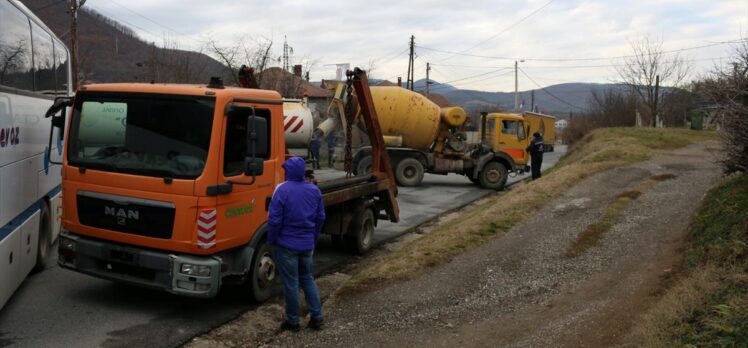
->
<box><xmin>68</xmin><ymin>93</ymin><xmax>215</xmax><ymax>179</ymax></box>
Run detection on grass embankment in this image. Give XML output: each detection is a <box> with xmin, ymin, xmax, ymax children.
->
<box><xmin>342</xmin><ymin>128</ymin><xmax>714</xmax><ymax>291</ymax></box>
<box><xmin>627</xmin><ymin>174</ymin><xmax>748</xmax><ymax>347</ymax></box>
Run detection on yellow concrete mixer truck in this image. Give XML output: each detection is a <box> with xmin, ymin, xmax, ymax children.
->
<box><xmin>316</xmin><ymin>86</ymin><xmax>540</xmax><ymax>190</ymax></box>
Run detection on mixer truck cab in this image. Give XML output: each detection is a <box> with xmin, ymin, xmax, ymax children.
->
<box><xmin>483</xmin><ymin>112</ymin><xmax>530</xmax><ymax>167</ymax></box>
<box><xmin>47</xmin><ymin>71</ymin><xmax>399</xmax><ymax>301</ymax></box>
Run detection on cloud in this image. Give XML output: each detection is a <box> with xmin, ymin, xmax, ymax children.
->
<box><xmin>91</xmin><ymin>0</ymin><xmax>746</xmax><ymax>91</ymax></box>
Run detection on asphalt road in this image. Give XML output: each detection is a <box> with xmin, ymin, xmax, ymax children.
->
<box><xmin>0</xmin><ymin>147</ymin><xmax>565</xmax><ymax>348</ymax></box>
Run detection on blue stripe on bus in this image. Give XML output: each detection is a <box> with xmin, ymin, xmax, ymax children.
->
<box><xmin>0</xmin><ymin>185</ymin><xmax>61</xmax><ymax>243</ymax></box>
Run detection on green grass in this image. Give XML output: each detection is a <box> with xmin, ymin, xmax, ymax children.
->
<box><xmin>340</xmin><ymin>128</ymin><xmax>715</xmax><ymax>292</ymax></box>
<box><xmin>673</xmin><ymin>174</ymin><xmax>748</xmax><ymax>347</ymax></box>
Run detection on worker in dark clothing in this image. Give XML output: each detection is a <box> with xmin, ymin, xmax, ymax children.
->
<box><xmin>268</xmin><ymin>157</ymin><xmax>326</xmax><ymax>332</ymax></box>
<box><xmin>309</xmin><ymin>138</ymin><xmax>321</xmax><ymax>169</ymax></box>
<box><xmin>526</xmin><ymin>132</ymin><xmax>544</xmax><ymax>180</ymax></box>
<box><xmin>326</xmin><ymin>135</ymin><xmax>336</xmax><ymax>168</ymax></box>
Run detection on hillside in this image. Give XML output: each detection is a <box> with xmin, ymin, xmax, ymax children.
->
<box><xmin>21</xmin><ymin>0</ymin><xmax>228</xmax><ymax>84</ymax></box>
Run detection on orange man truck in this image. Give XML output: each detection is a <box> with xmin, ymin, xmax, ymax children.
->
<box><xmin>44</xmin><ymin>69</ymin><xmax>398</xmax><ymax>301</ymax></box>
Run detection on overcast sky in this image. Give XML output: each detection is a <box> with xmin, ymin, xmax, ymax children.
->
<box><xmin>86</xmin><ymin>0</ymin><xmax>747</xmax><ymax>92</ymax></box>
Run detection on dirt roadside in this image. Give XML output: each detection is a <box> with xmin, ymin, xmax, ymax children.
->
<box><xmin>187</xmin><ymin>141</ymin><xmax>721</xmax><ymax>348</ymax></box>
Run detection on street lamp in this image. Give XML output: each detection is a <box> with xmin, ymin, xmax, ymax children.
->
<box><xmin>514</xmin><ymin>60</ymin><xmax>525</xmax><ymax>111</ymax></box>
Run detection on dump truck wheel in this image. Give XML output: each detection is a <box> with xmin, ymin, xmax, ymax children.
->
<box><xmin>354</xmin><ymin>156</ymin><xmax>372</xmax><ymax>175</ymax></box>
<box><xmin>395</xmin><ymin>158</ymin><xmax>424</xmax><ymax>186</ymax></box>
<box><xmin>479</xmin><ymin>161</ymin><xmax>508</xmax><ymax>190</ymax></box>
<box><xmin>249</xmin><ymin>239</ymin><xmax>278</xmax><ymax>302</ymax></box>
<box><xmin>346</xmin><ymin>209</ymin><xmax>374</xmax><ymax>254</ymax></box>
<box><xmin>33</xmin><ymin>202</ymin><xmax>51</xmax><ymax>273</ymax></box>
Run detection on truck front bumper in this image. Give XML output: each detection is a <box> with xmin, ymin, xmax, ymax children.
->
<box><xmin>57</xmin><ymin>231</ymin><xmax>222</xmax><ymax>298</ymax></box>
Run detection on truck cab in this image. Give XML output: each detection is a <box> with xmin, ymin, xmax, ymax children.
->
<box><xmin>484</xmin><ymin>112</ymin><xmax>530</xmax><ymax>167</ymax></box>
<box><xmin>49</xmin><ymin>70</ymin><xmax>398</xmax><ymax>301</ymax></box>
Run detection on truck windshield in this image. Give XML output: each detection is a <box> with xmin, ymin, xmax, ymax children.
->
<box><xmin>68</xmin><ymin>93</ymin><xmax>215</xmax><ymax>179</ymax></box>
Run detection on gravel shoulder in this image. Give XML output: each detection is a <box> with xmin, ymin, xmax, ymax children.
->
<box><xmin>188</xmin><ymin>141</ymin><xmax>721</xmax><ymax>348</ymax></box>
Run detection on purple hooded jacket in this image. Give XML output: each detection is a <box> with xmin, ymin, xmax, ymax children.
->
<box><xmin>267</xmin><ymin>157</ymin><xmax>326</xmax><ymax>252</ymax></box>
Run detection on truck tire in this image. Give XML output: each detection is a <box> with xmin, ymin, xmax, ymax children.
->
<box><xmin>479</xmin><ymin>161</ymin><xmax>508</xmax><ymax>190</ymax></box>
<box><xmin>33</xmin><ymin>202</ymin><xmax>51</xmax><ymax>273</ymax></box>
<box><xmin>248</xmin><ymin>239</ymin><xmax>278</xmax><ymax>302</ymax></box>
<box><xmin>395</xmin><ymin>158</ymin><xmax>424</xmax><ymax>187</ymax></box>
<box><xmin>346</xmin><ymin>209</ymin><xmax>374</xmax><ymax>254</ymax></box>
<box><xmin>354</xmin><ymin>155</ymin><xmax>372</xmax><ymax>175</ymax></box>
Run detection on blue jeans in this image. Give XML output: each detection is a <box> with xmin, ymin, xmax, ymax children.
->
<box><xmin>274</xmin><ymin>245</ymin><xmax>323</xmax><ymax>325</ymax></box>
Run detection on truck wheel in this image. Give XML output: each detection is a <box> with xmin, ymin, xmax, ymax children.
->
<box><xmin>479</xmin><ymin>161</ymin><xmax>508</xmax><ymax>190</ymax></box>
<box><xmin>249</xmin><ymin>239</ymin><xmax>278</xmax><ymax>302</ymax></box>
<box><xmin>33</xmin><ymin>202</ymin><xmax>51</xmax><ymax>273</ymax></box>
<box><xmin>395</xmin><ymin>158</ymin><xmax>424</xmax><ymax>187</ymax></box>
<box><xmin>354</xmin><ymin>155</ymin><xmax>372</xmax><ymax>175</ymax></box>
<box><xmin>346</xmin><ymin>209</ymin><xmax>374</xmax><ymax>254</ymax></box>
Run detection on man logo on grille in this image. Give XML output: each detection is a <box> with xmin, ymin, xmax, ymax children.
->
<box><xmin>105</xmin><ymin>206</ymin><xmax>140</xmax><ymax>225</ymax></box>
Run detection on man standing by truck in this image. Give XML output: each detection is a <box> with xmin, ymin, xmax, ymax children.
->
<box><xmin>526</xmin><ymin>132</ymin><xmax>544</xmax><ymax>180</ymax></box>
<box><xmin>269</xmin><ymin>157</ymin><xmax>326</xmax><ymax>331</ymax></box>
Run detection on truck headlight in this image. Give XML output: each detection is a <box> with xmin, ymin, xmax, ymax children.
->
<box><xmin>180</xmin><ymin>263</ymin><xmax>211</xmax><ymax>277</ymax></box>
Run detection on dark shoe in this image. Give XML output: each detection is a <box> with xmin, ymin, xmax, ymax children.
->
<box><xmin>280</xmin><ymin>321</ymin><xmax>301</xmax><ymax>332</ymax></box>
<box><xmin>308</xmin><ymin>317</ymin><xmax>324</xmax><ymax>330</ymax></box>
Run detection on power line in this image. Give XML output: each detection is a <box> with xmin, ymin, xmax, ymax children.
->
<box><xmin>433</xmin><ymin>56</ymin><xmax>728</xmax><ymax>70</ymax></box>
<box><xmin>519</xmin><ymin>67</ymin><xmax>587</xmax><ymax>111</ymax></box>
<box><xmin>86</xmin><ymin>4</ymin><xmax>160</xmax><ymax>38</ymax></box>
<box><xmin>103</xmin><ymin>0</ymin><xmax>187</xmax><ymax>36</ymax></box>
<box><xmin>461</xmin><ymin>0</ymin><xmax>557</xmax><ymax>53</ymax></box>
<box><xmin>418</xmin><ymin>39</ymin><xmax>747</xmax><ymax>62</ymax></box>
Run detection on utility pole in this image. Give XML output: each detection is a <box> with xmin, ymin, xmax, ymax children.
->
<box><xmin>69</xmin><ymin>0</ymin><xmax>86</xmax><ymax>90</ymax></box>
<box><xmin>530</xmin><ymin>90</ymin><xmax>535</xmax><ymax>112</ymax></box>
<box><xmin>425</xmin><ymin>62</ymin><xmax>430</xmax><ymax>97</ymax></box>
<box><xmin>514</xmin><ymin>60</ymin><xmax>524</xmax><ymax>111</ymax></box>
<box><xmin>653</xmin><ymin>74</ymin><xmax>660</xmax><ymax>127</ymax></box>
<box><xmin>406</xmin><ymin>35</ymin><xmax>415</xmax><ymax>91</ymax></box>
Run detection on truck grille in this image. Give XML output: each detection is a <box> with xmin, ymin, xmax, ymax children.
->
<box><xmin>77</xmin><ymin>191</ymin><xmax>175</xmax><ymax>239</ymax></box>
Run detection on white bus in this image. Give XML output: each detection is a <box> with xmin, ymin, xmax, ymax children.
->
<box><xmin>0</xmin><ymin>0</ymin><xmax>70</xmax><ymax>310</ymax></box>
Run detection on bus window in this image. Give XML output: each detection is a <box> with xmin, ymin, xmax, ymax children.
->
<box><xmin>0</xmin><ymin>1</ymin><xmax>33</xmax><ymax>90</ymax></box>
<box><xmin>53</xmin><ymin>40</ymin><xmax>69</xmax><ymax>94</ymax></box>
<box><xmin>31</xmin><ymin>22</ymin><xmax>56</xmax><ymax>93</ymax></box>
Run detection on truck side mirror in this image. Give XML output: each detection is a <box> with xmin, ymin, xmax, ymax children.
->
<box><xmin>46</xmin><ymin>96</ymin><xmax>72</xmax><ymax>127</ymax></box>
<box><xmin>244</xmin><ymin>114</ymin><xmax>267</xmax><ymax>176</ymax></box>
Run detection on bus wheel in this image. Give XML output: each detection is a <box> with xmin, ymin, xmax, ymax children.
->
<box><xmin>33</xmin><ymin>202</ymin><xmax>51</xmax><ymax>273</ymax></box>
<box><xmin>346</xmin><ymin>209</ymin><xmax>374</xmax><ymax>254</ymax></box>
<box><xmin>479</xmin><ymin>161</ymin><xmax>508</xmax><ymax>190</ymax></box>
<box><xmin>249</xmin><ymin>239</ymin><xmax>278</xmax><ymax>302</ymax></box>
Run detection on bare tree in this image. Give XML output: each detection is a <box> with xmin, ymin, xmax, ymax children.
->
<box><xmin>696</xmin><ymin>40</ymin><xmax>748</xmax><ymax>173</ymax></box>
<box><xmin>205</xmin><ymin>36</ymin><xmax>273</xmax><ymax>86</ymax></box>
<box><xmin>616</xmin><ymin>36</ymin><xmax>690</xmax><ymax>126</ymax></box>
<box><xmin>587</xmin><ymin>87</ymin><xmax>640</xmax><ymax>127</ymax></box>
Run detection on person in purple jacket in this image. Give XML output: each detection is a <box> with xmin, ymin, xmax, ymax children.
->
<box><xmin>268</xmin><ymin>157</ymin><xmax>326</xmax><ymax>331</ymax></box>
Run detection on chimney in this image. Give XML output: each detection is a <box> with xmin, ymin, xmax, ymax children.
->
<box><xmin>293</xmin><ymin>65</ymin><xmax>302</xmax><ymax>77</ymax></box>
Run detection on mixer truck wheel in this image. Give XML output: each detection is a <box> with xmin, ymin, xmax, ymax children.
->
<box><xmin>355</xmin><ymin>156</ymin><xmax>372</xmax><ymax>175</ymax></box>
<box><xmin>479</xmin><ymin>161</ymin><xmax>508</xmax><ymax>190</ymax></box>
<box><xmin>395</xmin><ymin>158</ymin><xmax>424</xmax><ymax>187</ymax></box>
<box><xmin>346</xmin><ymin>209</ymin><xmax>374</xmax><ymax>254</ymax></box>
